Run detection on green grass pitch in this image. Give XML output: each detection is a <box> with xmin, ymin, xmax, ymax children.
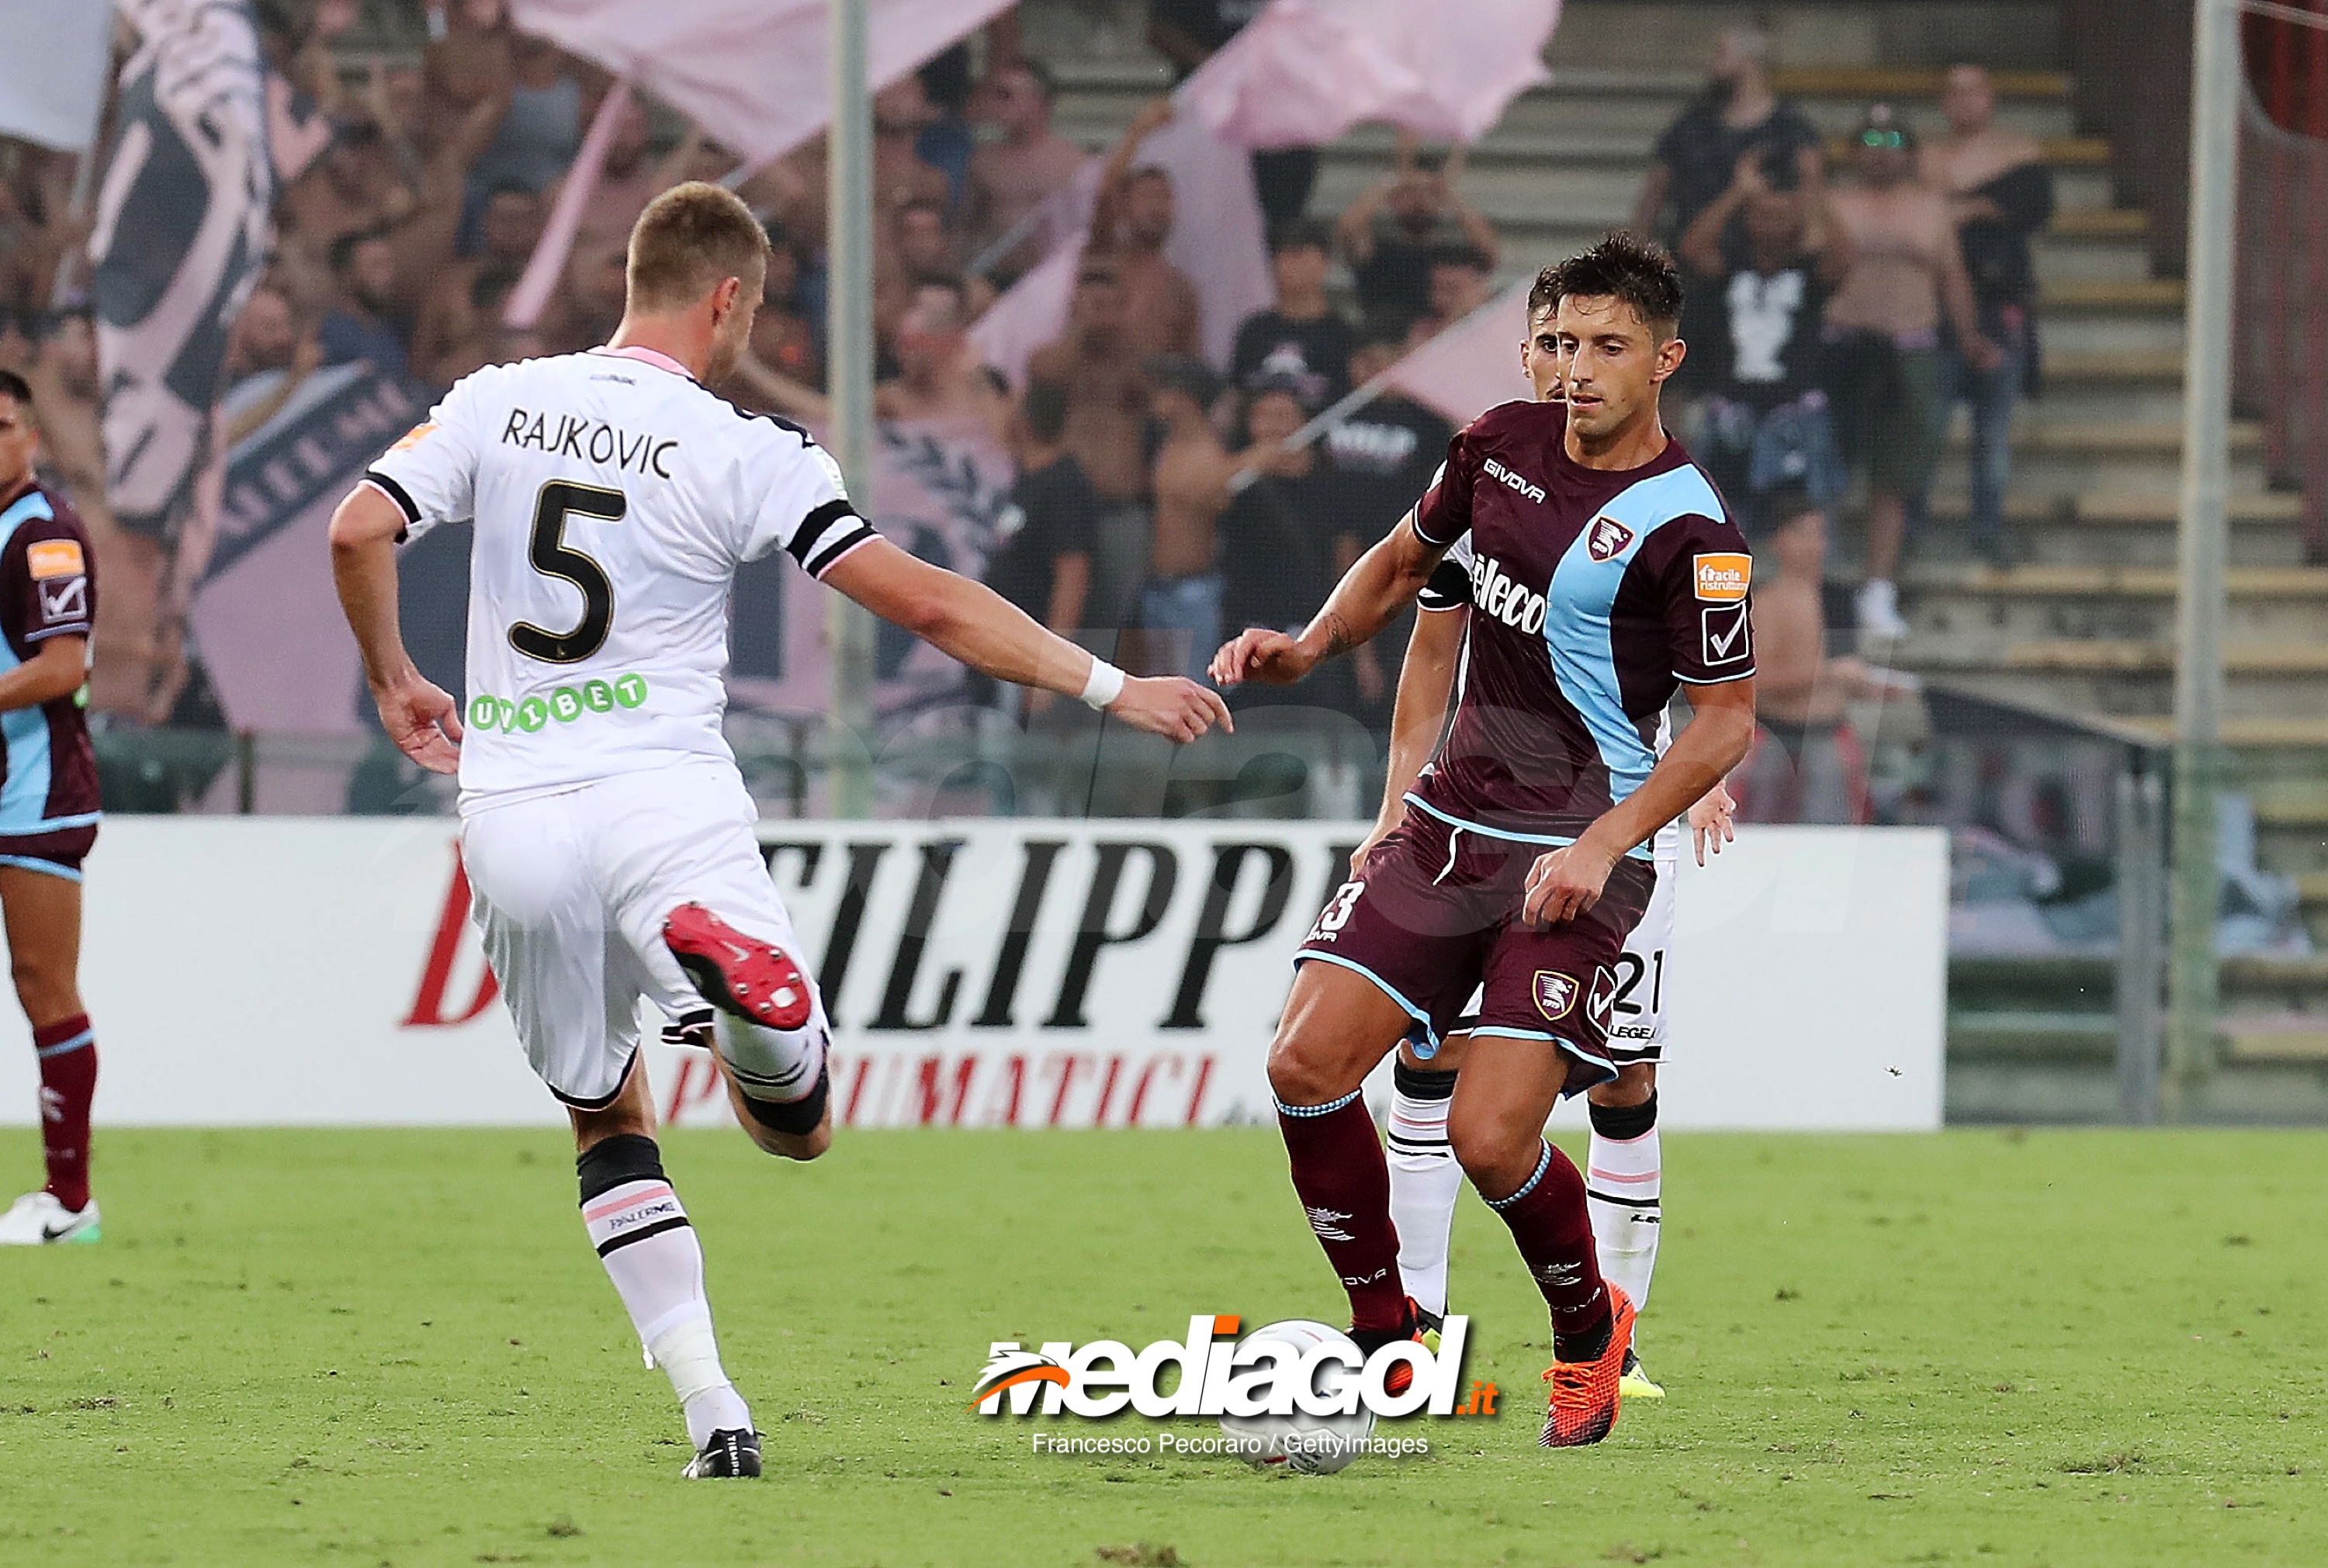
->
<box><xmin>0</xmin><ymin>1125</ymin><xmax>2321</xmax><ymax>1566</ymax></box>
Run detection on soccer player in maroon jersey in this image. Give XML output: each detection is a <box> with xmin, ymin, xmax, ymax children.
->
<box><xmin>1212</xmin><ymin>235</ymin><xmax>1757</xmax><ymax>1445</ymax></box>
<box><xmin>0</xmin><ymin>369</ymin><xmax>103</xmax><ymax>1246</ymax></box>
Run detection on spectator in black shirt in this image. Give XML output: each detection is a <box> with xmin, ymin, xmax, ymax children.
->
<box><xmin>1337</xmin><ymin>140</ymin><xmax>1500</xmax><ymax>319</ymax></box>
<box><xmin>1231</xmin><ymin>219</ymin><xmax>1356</xmax><ymax>407</ymax></box>
<box><xmin>1678</xmin><ymin>151</ymin><xmax>1852</xmax><ymax>528</ymax></box>
<box><xmin>985</xmin><ymin>382</ymin><xmax>1100</xmax><ymax>717</ymax></box>
<box><xmin>1317</xmin><ymin>324</ymin><xmax>1456</xmax><ymax>725</ymax></box>
<box><xmin>1218</xmin><ymin>378</ymin><xmax>1356</xmax><ymax>714</ymax></box>
<box><xmin>1146</xmin><ymin>0</ymin><xmax>1317</xmax><ymax>223</ymax></box>
<box><xmin>1633</xmin><ymin>26</ymin><xmax>1824</xmax><ymax>247</ymax></box>
<box><xmin>1924</xmin><ymin>64</ymin><xmax>2054</xmax><ymax>566</ymax></box>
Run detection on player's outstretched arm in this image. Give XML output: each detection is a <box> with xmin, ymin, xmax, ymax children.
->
<box><xmin>328</xmin><ymin>483</ymin><xmax>463</xmax><ymax>774</ymax></box>
<box><xmin>819</xmin><ymin>538</ymin><xmax>1231</xmax><ymax>743</ymax></box>
<box><xmin>1523</xmin><ymin>677</ymin><xmax>1756</xmax><ymax>926</ymax></box>
<box><xmin>1210</xmin><ymin>511</ymin><xmax>1446</xmax><ymax>688</ymax></box>
<box><xmin>1350</xmin><ymin>603</ymin><xmax>1464</xmax><ymax>876</ymax></box>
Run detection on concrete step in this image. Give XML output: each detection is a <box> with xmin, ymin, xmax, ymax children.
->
<box><xmin>1905</xmin><ymin>490</ymin><xmax>2306</xmax><ymax>567</ymax></box>
<box><xmin>1893</xmin><ymin>643</ymin><xmax>2328</xmax><ymax>719</ymax></box>
<box><xmin>1901</xmin><ymin>563</ymin><xmax>2328</xmax><ymax>645</ymax></box>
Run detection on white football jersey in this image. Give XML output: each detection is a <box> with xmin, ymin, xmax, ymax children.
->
<box><xmin>365</xmin><ymin>346</ymin><xmax>876</xmax><ymax>798</ymax></box>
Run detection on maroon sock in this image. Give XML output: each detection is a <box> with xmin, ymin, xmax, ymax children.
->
<box><xmin>1277</xmin><ymin>1089</ymin><xmax>1406</xmax><ymax>1333</ymax></box>
<box><xmin>34</xmin><ymin>1015</ymin><xmax>95</xmax><ymax>1213</ymax></box>
<box><xmin>1481</xmin><ymin>1141</ymin><xmax>1611</xmax><ymax>1359</ymax></box>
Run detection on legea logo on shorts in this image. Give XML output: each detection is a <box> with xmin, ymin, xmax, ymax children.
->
<box><xmin>1693</xmin><ymin>552</ymin><xmax>1751</xmax><ymax>602</ymax></box>
<box><xmin>971</xmin><ymin>1314</ymin><xmax>1491</xmax><ymax>1420</ymax></box>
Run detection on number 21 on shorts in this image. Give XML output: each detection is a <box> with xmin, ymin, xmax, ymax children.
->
<box><xmin>1305</xmin><ymin>881</ymin><xmax>1366</xmax><ymax>944</ymax></box>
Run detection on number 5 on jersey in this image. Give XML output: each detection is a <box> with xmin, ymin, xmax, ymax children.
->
<box><xmin>511</xmin><ymin>479</ymin><xmax>625</xmax><ymax>663</ymax></box>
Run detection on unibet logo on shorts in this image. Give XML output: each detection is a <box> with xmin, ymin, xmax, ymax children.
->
<box><xmin>468</xmin><ymin>673</ymin><xmax>650</xmax><ymax>734</ymax></box>
<box><xmin>1693</xmin><ymin>552</ymin><xmax>1751</xmax><ymax>602</ymax></box>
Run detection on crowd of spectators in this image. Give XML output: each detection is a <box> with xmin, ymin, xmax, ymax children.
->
<box><xmin>0</xmin><ymin>3</ymin><xmax>2056</xmax><ymax>772</ymax></box>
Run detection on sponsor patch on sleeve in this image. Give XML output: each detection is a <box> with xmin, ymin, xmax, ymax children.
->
<box><xmin>1693</xmin><ymin>552</ymin><xmax>1751</xmax><ymax>602</ymax></box>
<box><xmin>1701</xmin><ymin>602</ymin><xmax>1752</xmax><ymax>666</ymax></box>
<box><xmin>389</xmin><ymin>421</ymin><xmax>438</xmax><ymax>452</ymax></box>
<box><xmin>26</xmin><ymin>539</ymin><xmax>84</xmax><ymax>580</ymax></box>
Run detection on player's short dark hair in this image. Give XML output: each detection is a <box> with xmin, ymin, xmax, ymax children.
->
<box><xmin>627</xmin><ymin>181</ymin><xmax>771</xmax><ymax>313</ymax></box>
<box><xmin>1268</xmin><ymin>216</ymin><xmax>1333</xmax><ymax>256</ymax></box>
<box><xmin>1532</xmin><ymin>232</ymin><xmax>1685</xmax><ymax>338</ymax></box>
<box><xmin>0</xmin><ymin>368</ymin><xmax>32</xmax><ymax>413</ymax></box>
<box><xmin>1023</xmin><ymin>380</ymin><xmax>1070</xmax><ymax>443</ymax></box>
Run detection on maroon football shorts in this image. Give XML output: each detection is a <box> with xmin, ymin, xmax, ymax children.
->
<box><xmin>1294</xmin><ymin>806</ymin><xmax>1654</xmax><ymax>1095</ymax></box>
<box><xmin>0</xmin><ymin>823</ymin><xmax>98</xmax><ymax>881</ymax></box>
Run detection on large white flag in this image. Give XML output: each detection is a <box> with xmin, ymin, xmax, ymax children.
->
<box><xmin>1177</xmin><ymin>0</ymin><xmax>1561</xmax><ymax>149</ymax></box>
<box><xmin>508</xmin><ymin>0</ymin><xmax>1013</xmax><ymax>169</ymax></box>
<box><xmin>0</xmin><ymin>0</ymin><xmax>114</xmax><ymax>152</ymax></box>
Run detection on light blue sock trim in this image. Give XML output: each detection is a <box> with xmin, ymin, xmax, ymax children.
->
<box><xmin>1483</xmin><ymin>1141</ymin><xmax>1554</xmax><ymax>1210</ymax></box>
<box><xmin>36</xmin><ymin>1027</ymin><xmax>94</xmax><ymax>1058</ymax></box>
<box><xmin>1274</xmin><ymin>1088</ymin><xmax>1363</xmax><ymax>1119</ymax></box>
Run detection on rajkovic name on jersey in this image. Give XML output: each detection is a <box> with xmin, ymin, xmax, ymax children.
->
<box><xmin>497</xmin><ymin>407</ymin><xmax>679</xmax><ymax>479</ymax></box>
<box><xmin>1407</xmin><ymin>399</ymin><xmax>1752</xmax><ymax>853</ymax></box>
<box><xmin>364</xmin><ymin>346</ymin><xmax>878</xmax><ymax>801</ymax></box>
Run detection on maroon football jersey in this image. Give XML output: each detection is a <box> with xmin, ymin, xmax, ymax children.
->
<box><xmin>0</xmin><ymin>482</ymin><xmax>100</xmax><ymax>832</ymax></box>
<box><xmin>1408</xmin><ymin>400</ymin><xmax>1751</xmax><ymax>853</ymax></box>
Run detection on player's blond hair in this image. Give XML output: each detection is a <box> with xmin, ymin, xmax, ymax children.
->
<box><xmin>625</xmin><ymin>182</ymin><xmax>771</xmax><ymax>314</ymax></box>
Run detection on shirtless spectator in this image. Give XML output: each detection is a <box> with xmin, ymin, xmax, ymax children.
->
<box><xmin>423</xmin><ymin>0</ymin><xmax>516</xmax><ymax>126</ymax></box>
<box><xmin>1140</xmin><ymin>357</ymin><xmax>1295</xmax><ymax>682</ymax></box>
<box><xmin>1231</xmin><ymin>219</ymin><xmax>1356</xmax><ymax>407</ymax></box>
<box><xmin>875</xmin><ymin>279</ymin><xmax>1006</xmax><ymax>429</ymax></box>
<box><xmin>1088</xmin><ymin>102</ymin><xmax>1202</xmax><ymax>360</ymax></box>
<box><xmin>428</xmin><ymin>271</ymin><xmax>535</xmax><ymax>386</ymax></box>
<box><xmin>319</xmin><ymin>230</ymin><xmax>413</xmax><ymax>379</ymax></box>
<box><xmin>1026</xmin><ymin>263</ymin><xmax>1155</xmax><ymax>632</ymax></box>
<box><xmin>878</xmin><ymin>198</ymin><xmax>992</xmax><ymax>347</ymax></box>
<box><xmin>965</xmin><ymin>58</ymin><xmax>1090</xmax><ymax>283</ymax></box>
<box><xmin>1735</xmin><ymin>488</ymin><xmax>1888</xmax><ymax>823</ymax></box>
<box><xmin>279</xmin><ymin>122</ymin><xmax>416</xmax><ymax>275</ymax></box>
<box><xmin>1337</xmin><ymin>140</ymin><xmax>1500</xmax><ymax>320</ymax></box>
<box><xmin>1678</xmin><ymin>149</ymin><xmax>1852</xmax><ymax>524</ymax></box>
<box><xmin>409</xmin><ymin>185</ymin><xmax>543</xmax><ymax>384</ymax></box>
<box><xmin>1633</xmin><ymin>26</ymin><xmax>1824</xmax><ymax>245</ymax></box>
<box><xmin>1825</xmin><ymin>106</ymin><xmax>1999</xmax><ymax>639</ymax></box>
<box><xmin>1924</xmin><ymin>64</ymin><xmax>2053</xmax><ymax>568</ymax></box>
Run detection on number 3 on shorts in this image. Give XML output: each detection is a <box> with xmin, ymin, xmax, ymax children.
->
<box><xmin>1306</xmin><ymin>881</ymin><xmax>1366</xmax><ymax>943</ymax></box>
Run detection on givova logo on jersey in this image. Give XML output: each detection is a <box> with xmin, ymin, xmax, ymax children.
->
<box><xmin>1468</xmin><ymin>552</ymin><xmax>1546</xmax><ymax>635</ymax></box>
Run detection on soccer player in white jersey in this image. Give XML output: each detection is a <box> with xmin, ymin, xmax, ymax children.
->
<box><xmin>328</xmin><ymin>184</ymin><xmax>1228</xmax><ymax>1479</ymax></box>
<box><xmin>1347</xmin><ymin>306</ymin><xmax>1733</xmax><ymax>1400</ymax></box>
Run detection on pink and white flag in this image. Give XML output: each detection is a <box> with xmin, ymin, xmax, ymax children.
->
<box><xmin>1178</xmin><ymin>0</ymin><xmax>1561</xmax><ymax>150</ymax></box>
<box><xmin>508</xmin><ymin>0</ymin><xmax>1013</xmax><ymax>169</ymax></box>
<box><xmin>1385</xmin><ymin>282</ymin><xmax>1536</xmax><ymax>424</ymax></box>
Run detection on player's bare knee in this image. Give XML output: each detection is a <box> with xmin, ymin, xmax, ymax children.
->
<box><xmin>1265</xmin><ymin>1026</ymin><xmax>1349</xmax><ymax>1108</ymax></box>
<box><xmin>1446</xmin><ymin>1112</ymin><xmax>1536</xmax><ymax>1197</ymax></box>
<box><xmin>1587</xmin><ymin>1062</ymin><xmax>1656</xmax><ymax>1109</ymax></box>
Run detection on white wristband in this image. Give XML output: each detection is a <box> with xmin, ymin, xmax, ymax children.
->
<box><xmin>1079</xmin><ymin>658</ymin><xmax>1126</xmax><ymax>711</ymax></box>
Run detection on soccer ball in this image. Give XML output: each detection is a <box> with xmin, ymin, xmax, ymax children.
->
<box><xmin>1216</xmin><ymin>1319</ymin><xmax>1377</xmax><ymax>1475</ymax></box>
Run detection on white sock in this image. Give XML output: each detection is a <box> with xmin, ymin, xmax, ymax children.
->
<box><xmin>1585</xmin><ymin>1094</ymin><xmax>1662</xmax><ymax>1315</ymax></box>
<box><xmin>580</xmin><ymin>1138</ymin><xmax>753</xmax><ymax>1447</ymax></box>
<box><xmin>715</xmin><ymin>1010</ymin><xmax>826</xmax><ymax>1102</ymax></box>
<box><xmin>1387</xmin><ymin>1062</ymin><xmax>1463</xmax><ymax>1318</ymax></box>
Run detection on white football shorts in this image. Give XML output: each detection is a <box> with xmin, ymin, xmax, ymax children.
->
<box><xmin>1450</xmin><ymin>846</ymin><xmax>1676</xmax><ymax>1062</ymax></box>
<box><xmin>458</xmin><ymin>760</ymin><xmax>825</xmax><ymax>1108</ymax></box>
